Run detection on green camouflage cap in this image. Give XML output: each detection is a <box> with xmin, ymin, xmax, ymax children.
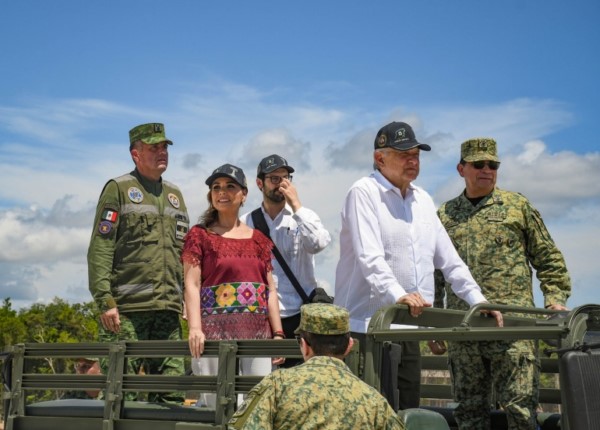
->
<box><xmin>129</xmin><ymin>123</ymin><xmax>173</xmax><ymax>145</ymax></box>
<box><xmin>461</xmin><ymin>138</ymin><xmax>500</xmax><ymax>162</ymax></box>
<box><xmin>294</xmin><ymin>303</ymin><xmax>350</xmax><ymax>335</ymax></box>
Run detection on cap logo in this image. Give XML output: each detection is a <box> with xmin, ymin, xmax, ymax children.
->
<box><xmin>394</xmin><ymin>128</ymin><xmax>406</xmax><ymax>142</ymax></box>
<box><xmin>265</xmin><ymin>157</ymin><xmax>276</xmax><ymax>167</ymax></box>
<box><xmin>153</xmin><ymin>123</ymin><xmax>163</xmax><ymax>133</ymax></box>
<box><xmin>377</xmin><ymin>134</ymin><xmax>387</xmax><ymax>147</ymax></box>
<box><xmin>227</xmin><ymin>166</ymin><xmax>239</xmax><ymax>177</ymax></box>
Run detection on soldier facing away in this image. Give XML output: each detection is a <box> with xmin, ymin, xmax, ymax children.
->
<box><xmin>228</xmin><ymin>303</ymin><xmax>405</xmax><ymax>430</ymax></box>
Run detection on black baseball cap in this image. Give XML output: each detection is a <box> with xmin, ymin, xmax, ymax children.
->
<box><xmin>257</xmin><ymin>154</ymin><xmax>295</xmax><ymax>177</ymax></box>
<box><xmin>205</xmin><ymin>163</ymin><xmax>248</xmax><ymax>188</ymax></box>
<box><xmin>374</xmin><ymin>122</ymin><xmax>431</xmax><ymax>151</ymax></box>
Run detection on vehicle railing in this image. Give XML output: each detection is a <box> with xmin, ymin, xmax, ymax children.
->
<box><xmin>364</xmin><ymin>303</ymin><xmax>600</xmax><ymax>410</ymax></box>
<box><xmin>2</xmin><ymin>338</ymin><xmax>358</xmax><ymax>430</ymax></box>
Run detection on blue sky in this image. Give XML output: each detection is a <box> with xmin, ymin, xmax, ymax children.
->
<box><xmin>1</xmin><ymin>1</ymin><xmax>599</xmax><ymax>311</ymax></box>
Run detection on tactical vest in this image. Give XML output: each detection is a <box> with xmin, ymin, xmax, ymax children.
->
<box><xmin>109</xmin><ymin>173</ymin><xmax>189</xmax><ymax>313</ymax></box>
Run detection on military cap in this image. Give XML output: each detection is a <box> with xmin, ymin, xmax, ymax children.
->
<box><xmin>461</xmin><ymin>138</ymin><xmax>500</xmax><ymax>162</ymax></box>
<box><xmin>129</xmin><ymin>123</ymin><xmax>173</xmax><ymax>145</ymax></box>
<box><xmin>294</xmin><ymin>303</ymin><xmax>350</xmax><ymax>335</ymax></box>
<box><xmin>205</xmin><ymin>163</ymin><xmax>248</xmax><ymax>189</ymax></box>
<box><xmin>257</xmin><ymin>154</ymin><xmax>295</xmax><ymax>177</ymax></box>
<box><xmin>374</xmin><ymin>121</ymin><xmax>431</xmax><ymax>152</ymax></box>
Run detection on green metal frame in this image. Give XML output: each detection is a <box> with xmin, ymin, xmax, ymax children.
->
<box><xmin>2</xmin><ymin>304</ymin><xmax>598</xmax><ymax>430</ymax></box>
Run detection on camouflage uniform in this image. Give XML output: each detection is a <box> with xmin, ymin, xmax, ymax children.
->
<box><xmin>228</xmin><ymin>304</ymin><xmax>404</xmax><ymax>430</ymax></box>
<box><xmin>87</xmin><ymin>123</ymin><xmax>190</xmax><ymax>403</ymax></box>
<box><xmin>435</xmin><ymin>138</ymin><xmax>571</xmax><ymax>430</ymax></box>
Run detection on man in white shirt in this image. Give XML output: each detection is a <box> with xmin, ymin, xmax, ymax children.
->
<box><xmin>241</xmin><ymin>154</ymin><xmax>331</xmax><ymax>367</ymax></box>
<box><xmin>334</xmin><ymin>121</ymin><xmax>502</xmax><ymax>409</ymax></box>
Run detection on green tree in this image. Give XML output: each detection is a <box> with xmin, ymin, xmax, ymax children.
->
<box><xmin>0</xmin><ymin>298</ymin><xmax>27</xmax><ymax>351</ymax></box>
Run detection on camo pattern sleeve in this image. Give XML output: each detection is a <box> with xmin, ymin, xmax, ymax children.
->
<box><xmin>228</xmin><ymin>356</ymin><xmax>405</xmax><ymax>430</ymax></box>
<box><xmin>437</xmin><ymin>188</ymin><xmax>570</xmax><ymax>310</ymax></box>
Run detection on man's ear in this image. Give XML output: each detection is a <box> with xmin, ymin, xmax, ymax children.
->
<box><xmin>130</xmin><ymin>148</ymin><xmax>140</xmax><ymax>164</ymax></box>
<box><xmin>373</xmin><ymin>151</ymin><xmax>384</xmax><ymax>168</ymax></box>
<box><xmin>457</xmin><ymin>163</ymin><xmax>465</xmax><ymax>178</ymax></box>
<box><xmin>256</xmin><ymin>177</ymin><xmax>263</xmax><ymax>192</ymax></box>
<box><xmin>343</xmin><ymin>337</ymin><xmax>355</xmax><ymax>357</ymax></box>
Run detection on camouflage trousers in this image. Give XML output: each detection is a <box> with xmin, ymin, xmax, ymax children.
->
<box><xmin>448</xmin><ymin>339</ymin><xmax>540</xmax><ymax>430</ymax></box>
<box><xmin>99</xmin><ymin>310</ymin><xmax>185</xmax><ymax>403</ymax></box>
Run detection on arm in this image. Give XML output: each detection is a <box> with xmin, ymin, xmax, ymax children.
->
<box><xmin>266</xmin><ymin>271</ymin><xmax>285</xmax><ymax>365</ymax></box>
<box><xmin>278</xmin><ymin>178</ymin><xmax>331</xmax><ymax>254</ymax></box>
<box><xmin>87</xmin><ymin>181</ymin><xmax>121</xmax><ymax>332</ymax></box>
<box><xmin>433</xmin><ymin>219</ymin><xmax>503</xmax><ymax>327</ymax></box>
<box><xmin>524</xmin><ymin>202</ymin><xmax>571</xmax><ymax>308</ymax></box>
<box><xmin>184</xmin><ymin>261</ymin><xmax>205</xmax><ymax>358</ymax></box>
<box><xmin>292</xmin><ymin>206</ymin><xmax>332</xmax><ymax>254</ymax></box>
<box><xmin>433</xmin><ymin>218</ymin><xmax>487</xmax><ymax>306</ymax></box>
<box><xmin>228</xmin><ymin>375</ymin><xmax>276</xmax><ymax>429</ymax></box>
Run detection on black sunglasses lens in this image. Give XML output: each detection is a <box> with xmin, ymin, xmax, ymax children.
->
<box><xmin>472</xmin><ymin>161</ymin><xmax>499</xmax><ymax>170</ymax></box>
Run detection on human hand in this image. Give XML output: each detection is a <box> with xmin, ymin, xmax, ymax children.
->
<box><xmin>100</xmin><ymin>307</ymin><xmax>121</xmax><ymax>333</ymax></box>
<box><xmin>188</xmin><ymin>328</ymin><xmax>206</xmax><ymax>359</ymax></box>
<box><xmin>272</xmin><ymin>356</ymin><xmax>286</xmax><ymax>366</ymax></box>
<box><xmin>278</xmin><ymin>178</ymin><xmax>301</xmax><ymax>211</ymax></box>
<box><xmin>482</xmin><ymin>309</ymin><xmax>504</xmax><ymax>327</ymax></box>
<box><xmin>397</xmin><ymin>292</ymin><xmax>432</xmax><ymax>317</ymax></box>
<box><xmin>546</xmin><ymin>304</ymin><xmax>568</xmax><ymax>311</ymax></box>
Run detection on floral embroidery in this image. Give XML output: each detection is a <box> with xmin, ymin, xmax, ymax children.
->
<box><xmin>215</xmin><ymin>283</ymin><xmax>237</xmax><ymax>307</ymax></box>
<box><xmin>201</xmin><ymin>288</ymin><xmax>216</xmax><ymax>314</ymax></box>
<box><xmin>237</xmin><ymin>282</ymin><xmax>258</xmax><ymax>306</ymax></box>
<box><xmin>201</xmin><ymin>282</ymin><xmax>268</xmax><ymax>316</ymax></box>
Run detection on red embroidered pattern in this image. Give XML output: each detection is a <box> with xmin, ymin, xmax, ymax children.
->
<box><xmin>181</xmin><ymin>225</ymin><xmax>274</xmax><ymax>340</ymax></box>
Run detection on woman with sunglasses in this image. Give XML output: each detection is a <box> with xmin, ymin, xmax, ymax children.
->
<box><xmin>182</xmin><ymin>163</ymin><xmax>284</xmax><ymax>407</ymax></box>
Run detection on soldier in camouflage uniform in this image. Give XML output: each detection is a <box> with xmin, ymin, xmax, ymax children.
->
<box><xmin>435</xmin><ymin>138</ymin><xmax>571</xmax><ymax>430</ymax></box>
<box><xmin>87</xmin><ymin>123</ymin><xmax>190</xmax><ymax>403</ymax></box>
<box><xmin>228</xmin><ymin>303</ymin><xmax>405</xmax><ymax>430</ymax></box>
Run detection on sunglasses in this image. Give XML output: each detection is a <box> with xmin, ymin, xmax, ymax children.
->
<box><xmin>471</xmin><ymin>161</ymin><xmax>500</xmax><ymax>170</ymax></box>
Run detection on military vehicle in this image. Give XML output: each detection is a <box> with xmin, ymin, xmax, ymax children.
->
<box><xmin>2</xmin><ymin>303</ymin><xmax>599</xmax><ymax>429</ymax></box>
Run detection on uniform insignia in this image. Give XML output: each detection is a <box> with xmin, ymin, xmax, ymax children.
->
<box><xmin>176</xmin><ymin>220</ymin><xmax>189</xmax><ymax>240</ymax></box>
<box><xmin>495</xmin><ymin>236</ymin><xmax>504</xmax><ymax>245</ymax></box>
<box><xmin>98</xmin><ymin>221</ymin><xmax>113</xmax><ymax>235</ymax></box>
<box><xmin>394</xmin><ymin>128</ymin><xmax>406</xmax><ymax>141</ymax></box>
<box><xmin>168</xmin><ymin>193</ymin><xmax>180</xmax><ymax>209</ymax></box>
<box><xmin>377</xmin><ymin>134</ymin><xmax>387</xmax><ymax>147</ymax></box>
<box><xmin>102</xmin><ymin>209</ymin><xmax>118</xmax><ymax>223</ymax></box>
<box><xmin>128</xmin><ymin>187</ymin><xmax>144</xmax><ymax>203</ymax></box>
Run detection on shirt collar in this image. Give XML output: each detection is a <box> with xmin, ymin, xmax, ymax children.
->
<box><xmin>372</xmin><ymin>170</ymin><xmax>415</xmax><ymax>197</ymax></box>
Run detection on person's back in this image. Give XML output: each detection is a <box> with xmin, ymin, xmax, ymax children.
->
<box><xmin>231</xmin><ymin>356</ymin><xmax>402</xmax><ymax>430</ymax></box>
<box><xmin>228</xmin><ymin>303</ymin><xmax>404</xmax><ymax>430</ymax></box>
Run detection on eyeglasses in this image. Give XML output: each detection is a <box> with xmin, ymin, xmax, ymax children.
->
<box><xmin>264</xmin><ymin>175</ymin><xmax>292</xmax><ymax>185</ymax></box>
<box><xmin>471</xmin><ymin>161</ymin><xmax>500</xmax><ymax>170</ymax></box>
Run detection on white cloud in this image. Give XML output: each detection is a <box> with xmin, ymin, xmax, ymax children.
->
<box><xmin>0</xmin><ymin>83</ymin><xmax>598</xmax><ymax>311</ymax></box>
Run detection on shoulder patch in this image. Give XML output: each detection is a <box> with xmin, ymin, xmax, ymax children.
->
<box><xmin>101</xmin><ymin>209</ymin><xmax>118</xmax><ymax>222</ymax></box>
<box><xmin>98</xmin><ymin>221</ymin><xmax>113</xmax><ymax>235</ymax></box>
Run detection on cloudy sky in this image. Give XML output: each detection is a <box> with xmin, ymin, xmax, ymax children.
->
<box><xmin>1</xmin><ymin>1</ymin><xmax>599</xmax><ymax>311</ymax></box>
